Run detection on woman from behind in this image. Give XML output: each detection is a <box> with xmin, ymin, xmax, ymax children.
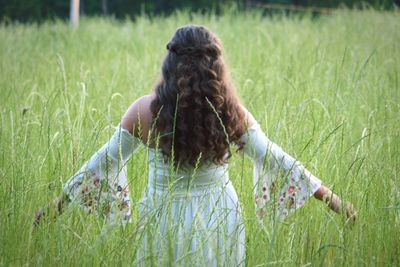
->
<box><xmin>128</xmin><ymin>24</ymin><xmax>247</xmax><ymax>266</ymax></box>
<box><xmin>35</xmin><ymin>25</ymin><xmax>356</xmax><ymax>266</ymax></box>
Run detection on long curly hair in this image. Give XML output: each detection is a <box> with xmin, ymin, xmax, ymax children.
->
<box><xmin>150</xmin><ymin>25</ymin><xmax>246</xmax><ymax>167</ymax></box>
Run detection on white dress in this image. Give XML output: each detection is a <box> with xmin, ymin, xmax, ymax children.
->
<box><xmin>62</xmin><ymin>122</ymin><xmax>322</xmax><ymax>266</ymax></box>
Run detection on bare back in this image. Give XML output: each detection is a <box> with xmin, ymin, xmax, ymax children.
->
<box><xmin>121</xmin><ymin>93</ymin><xmax>256</xmax><ymax>149</ymax></box>
<box><xmin>121</xmin><ymin>94</ymin><xmax>155</xmax><ymax>145</ymax></box>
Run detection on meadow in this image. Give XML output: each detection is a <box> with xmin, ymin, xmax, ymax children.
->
<box><xmin>0</xmin><ymin>8</ymin><xmax>399</xmax><ymax>266</ymax></box>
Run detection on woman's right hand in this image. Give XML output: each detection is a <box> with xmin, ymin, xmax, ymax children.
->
<box><xmin>314</xmin><ymin>185</ymin><xmax>357</xmax><ymax>223</ymax></box>
<box><xmin>344</xmin><ymin>202</ymin><xmax>357</xmax><ymax>223</ymax></box>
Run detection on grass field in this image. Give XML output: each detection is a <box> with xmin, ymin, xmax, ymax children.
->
<box><xmin>0</xmin><ymin>8</ymin><xmax>399</xmax><ymax>266</ymax></box>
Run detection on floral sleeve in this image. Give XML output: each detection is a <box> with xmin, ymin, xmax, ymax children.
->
<box><xmin>241</xmin><ymin>122</ymin><xmax>322</xmax><ymax>222</ymax></box>
<box><xmin>62</xmin><ymin>125</ymin><xmax>140</xmax><ymax>224</ymax></box>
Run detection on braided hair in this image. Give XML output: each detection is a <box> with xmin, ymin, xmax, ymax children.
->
<box><xmin>150</xmin><ymin>25</ymin><xmax>246</xmax><ymax>167</ymax></box>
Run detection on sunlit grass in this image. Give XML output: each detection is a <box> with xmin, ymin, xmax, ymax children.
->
<box><xmin>0</xmin><ymin>8</ymin><xmax>399</xmax><ymax>266</ymax></box>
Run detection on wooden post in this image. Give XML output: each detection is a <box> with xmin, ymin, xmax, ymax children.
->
<box><xmin>70</xmin><ymin>0</ymin><xmax>80</xmax><ymax>28</ymax></box>
<box><xmin>101</xmin><ymin>0</ymin><xmax>108</xmax><ymax>15</ymax></box>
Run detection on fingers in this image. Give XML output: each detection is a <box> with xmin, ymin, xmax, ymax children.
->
<box><xmin>345</xmin><ymin>202</ymin><xmax>357</xmax><ymax>222</ymax></box>
<box><xmin>33</xmin><ymin>195</ymin><xmax>68</xmax><ymax>226</ymax></box>
<box><xmin>33</xmin><ymin>208</ymin><xmax>45</xmax><ymax>226</ymax></box>
<box><xmin>343</xmin><ymin>202</ymin><xmax>357</xmax><ymax>229</ymax></box>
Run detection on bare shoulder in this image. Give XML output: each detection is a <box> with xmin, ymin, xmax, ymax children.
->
<box><xmin>121</xmin><ymin>93</ymin><xmax>155</xmax><ymax>141</ymax></box>
<box><xmin>239</xmin><ymin>104</ymin><xmax>257</xmax><ymax>128</ymax></box>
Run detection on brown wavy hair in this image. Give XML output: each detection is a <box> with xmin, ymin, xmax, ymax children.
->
<box><xmin>150</xmin><ymin>25</ymin><xmax>246</xmax><ymax>167</ymax></box>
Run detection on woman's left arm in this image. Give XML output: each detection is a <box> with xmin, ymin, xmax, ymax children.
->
<box><xmin>34</xmin><ymin>95</ymin><xmax>154</xmax><ymax>225</ymax></box>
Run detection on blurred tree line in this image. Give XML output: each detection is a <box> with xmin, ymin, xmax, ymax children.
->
<box><xmin>0</xmin><ymin>0</ymin><xmax>398</xmax><ymax>22</ymax></box>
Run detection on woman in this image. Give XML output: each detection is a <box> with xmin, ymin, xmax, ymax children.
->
<box><xmin>35</xmin><ymin>25</ymin><xmax>356</xmax><ymax>265</ymax></box>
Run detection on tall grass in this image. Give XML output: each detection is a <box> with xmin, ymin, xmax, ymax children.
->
<box><xmin>0</xmin><ymin>8</ymin><xmax>399</xmax><ymax>266</ymax></box>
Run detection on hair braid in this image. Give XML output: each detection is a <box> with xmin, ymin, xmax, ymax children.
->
<box><xmin>151</xmin><ymin>25</ymin><xmax>246</xmax><ymax>166</ymax></box>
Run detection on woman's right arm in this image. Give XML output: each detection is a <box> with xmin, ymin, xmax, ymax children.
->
<box><xmin>240</xmin><ymin>107</ymin><xmax>356</xmax><ymax>222</ymax></box>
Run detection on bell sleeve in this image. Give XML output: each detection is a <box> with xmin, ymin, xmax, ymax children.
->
<box><xmin>241</xmin><ymin>122</ymin><xmax>322</xmax><ymax>222</ymax></box>
<box><xmin>62</xmin><ymin>124</ymin><xmax>140</xmax><ymax>223</ymax></box>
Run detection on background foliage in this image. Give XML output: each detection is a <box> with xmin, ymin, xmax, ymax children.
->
<box><xmin>0</xmin><ymin>8</ymin><xmax>399</xmax><ymax>266</ymax></box>
<box><xmin>0</xmin><ymin>0</ymin><xmax>399</xmax><ymax>22</ymax></box>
